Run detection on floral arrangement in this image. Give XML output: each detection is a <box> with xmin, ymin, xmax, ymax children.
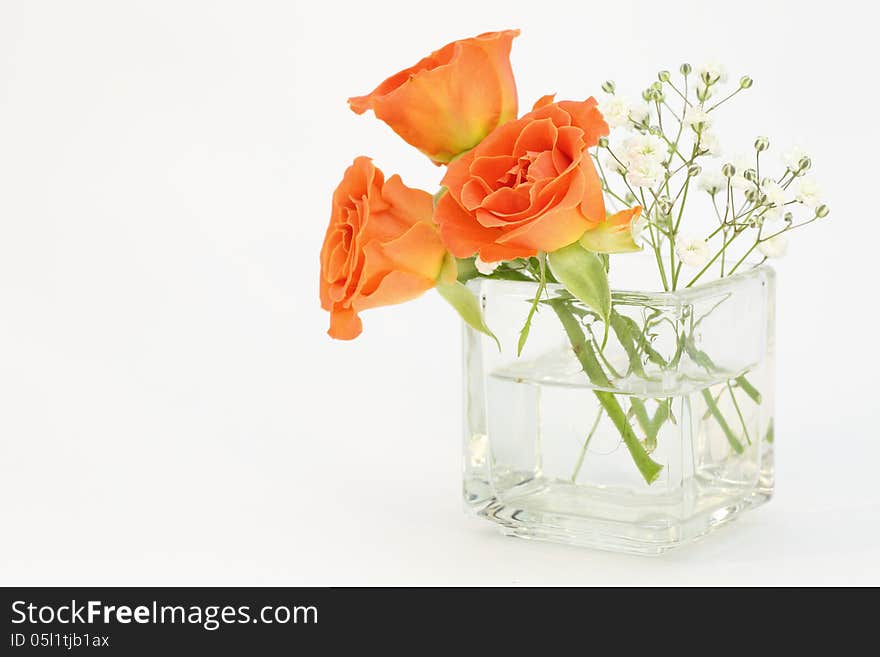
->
<box><xmin>319</xmin><ymin>30</ymin><xmax>827</xmax><ymax>487</ymax></box>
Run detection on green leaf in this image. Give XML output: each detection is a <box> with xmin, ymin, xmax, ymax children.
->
<box><xmin>454</xmin><ymin>257</ymin><xmax>479</xmax><ymax>284</ymax></box>
<box><xmin>547</xmin><ymin>242</ymin><xmax>611</xmax><ymax>323</ymax></box>
<box><xmin>517</xmin><ymin>253</ymin><xmax>547</xmax><ymax>356</ymax></box>
<box><xmin>437</xmin><ymin>280</ymin><xmax>500</xmax><ymax>349</ymax></box>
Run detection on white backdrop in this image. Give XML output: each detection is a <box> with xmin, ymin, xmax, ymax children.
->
<box><xmin>1</xmin><ymin>0</ymin><xmax>877</xmax><ymax>585</ymax></box>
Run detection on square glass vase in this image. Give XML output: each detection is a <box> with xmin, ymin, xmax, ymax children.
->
<box><xmin>463</xmin><ymin>266</ymin><xmax>775</xmax><ymax>555</ymax></box>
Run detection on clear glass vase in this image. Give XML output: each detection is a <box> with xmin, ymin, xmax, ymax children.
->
<box><xmin>462</xmin><ymin>266</ymin><xmax>775</xmax><ymax>555</ymax></box>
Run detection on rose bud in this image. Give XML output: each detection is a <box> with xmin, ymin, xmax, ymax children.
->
<box><xmin>348</xmin><ymin>30</ymin><xmax>520</xmax><ymax>164</ymax></box>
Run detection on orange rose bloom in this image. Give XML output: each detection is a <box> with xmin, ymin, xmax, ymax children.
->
<box><xmin>320</xmin><ymin>157</ymin><xmax>447</xmax><ymax>340</ymax></box>
<box><xmin>435</xmin><ymin>96</ymin><xmax>611</xmax><ymax>262</ymax></box>
<box><xmin>348</xmin><ymin>30</ymin><xmax>519</xmax><ymax>164</ymax></box>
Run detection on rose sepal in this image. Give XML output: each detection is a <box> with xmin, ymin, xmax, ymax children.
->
<box><xmin>579</xmin><ymin>207</ymin><xmax>644</xmax><ymax>254</ymax></box>
<box><xmin>547</xmin><ymin>242</ymin><xmax>612</xmax><ymax>324</ymax></box>
<box><xmin>435</xmin><ymin>254</ymin><xmax>500</xmax><ymax>348</ymax></box>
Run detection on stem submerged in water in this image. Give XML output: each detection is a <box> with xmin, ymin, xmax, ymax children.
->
<box><xmin>571</xmin><ymin>409</ymin><xmax>604</xmax><ymax>483</ymax></box>
<box><xmin>701</xmin><ymin>388</ymin><xmax>745</xmax><ymax>454</ymax></box>
<box><xmin>551</xmin><ymin>301</ymin><xmax>664</xmax><ymax>485</ymax></box>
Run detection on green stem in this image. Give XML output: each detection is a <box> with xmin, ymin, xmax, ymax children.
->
<box><xmin>727</xmin><ymin>382</ymin><xmax>752</xmax><ymax>446</ymax></box>
<box><xmin>701</xmin><ymin>389</ymin><xmax>725</xmax><ymax>421</ymax></box>
<box><xmin>701</xmin><ymin>388</ymin><xmax>745</xmax><ymax>454</ymax></box>
<box><xmin>727</xmin><ymin>224</ymin><xmax>763</xmax><ymax>277</ymax></box>
<box><xmin>570</xmin><ymin>409</ymin><xmax>604</xmax><ymax>483</ymax></box>
<box><xmin>516</xmin><ymin>253</ymin><xmax>547</xmax><ymax>356</ymax></box>
<box><xmin>664</xmin><ymin>78</ymin><xmax>693</xmax><ymax>107</ymax></box>
<box><xmin>552</xmin><ymin>302</ymin><xmax>664</xmax><ymax>484</ymax></box>
<box><xmin>588</xmin><ymin>326</ymin><xmax>621</xmax><ymax>378</ymax></box>
<box><xmin>735</xmin><ymin>375</ymin><xmax>762</xmax><ymax>404</ymax></box>
<box><xmin>630</xmin><ymin>400</ymin><xmax>652</xmax><ymax>435</ymax></box>
<box><xmin>670</xmin><ymin>177</ymin><xmax>690</xmax><ymax>289</ymax></box>
<box><xmin>685</xmin><ymin>228</ymin><xmax>744</xmax><ymax>288</ymax></box>
<box><xmin>641</xmin><ymin>189</ymin><xmax>670</xmax><ymax>292</ymax></box>
<box><xmin>706</xmin><ymin>86</ymin><xmax>743</xmax><ymax>112</ymax></box>
<box><xmin>631</xmin><ymin>398</ymin><xmax>669</xmax><ymax>452</ymax></box>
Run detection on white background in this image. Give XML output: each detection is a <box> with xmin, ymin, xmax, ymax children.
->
<box><xmin>1</xmin><ymin>0</ymin><xmax>878</xmax><ymax>585</ymax></box>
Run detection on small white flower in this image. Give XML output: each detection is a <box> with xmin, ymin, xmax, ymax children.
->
<box><xmin>622</xmin><ymin>133</ymin><xmax>667</xmax><ymax>165</ymax></box>
<box><xmin>597</xmin><ymin>95</ymin><xmax>632</xmax><ymax>129</ymax></box>
<box><xmin>758</xmin><ymin>234</ymin><xmax>788</xmax><ymax>258</ymax></box>
<box><xmin>762</xmin><ymin>179</ymin><xmax>787</xmax><ymax>206</ymax></box>
<box><xmin>698</xmin><ymin>170</ymin><xmax>726</xmax><ymax>194</ymax></box>
<box><xmin>675</xmin><ymin>236</ymin><xmax>710</xmax><ymax>267</ymax></box>
<box><xmin>782</xmin><ymin>145</ymin><xmax>809</xmax><ymax>172</ymax></box>
<box><xmin>684</xmin><ymin>106</ymin><xmax>713</xmax><ymax>129</ymax></box>
<box><xmin>628</xmin><ymin>100</ymin><xmax>652</xmax><ymax>125</ymax></box>
<box><xmin>761</xmin><ymin>179</ymin><xmax>787</xmax><ymax>220</ymax></box>
<box><xmin>696</xmin><ymin>62</ymin><xmax>727</xmax><ymax>84</ymax></box>
<box><xmin>697</xmin><ymin>130</ymin><xmax>721</xmax><ymax>157</ymax></box>
<box><xmin>474</xmin><ymin>256</ymin><xmax>500</xmax><ymax>275</ymax></box>
<box><xmin>795</xmin><ymin>177</ymin><xmax>822</xmax><ymax>208</ymax></box>
<box><xmin>625</xmin><ymin>156</ymin><xmax>664</xmax><ymax>188</ymax></box>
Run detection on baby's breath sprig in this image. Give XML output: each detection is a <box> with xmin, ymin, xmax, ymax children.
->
<box><xmin>595</xmin><ymin>62</ymin><xmax>828</xmax><ymax>291</ymax></box>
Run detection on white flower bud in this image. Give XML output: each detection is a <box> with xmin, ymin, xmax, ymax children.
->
<box><xmin>601</xmin><ymin>80</ymin><xmax>616</xmax><ymax>94</ymax></box>
<box><xmin>816</xmin><ymin>204</ymin><xmax>830</xmax><ymax>218</ymax></box>
<box><xmin>754</xmin><ymin>136</ymin><xmax>770</xmax><ymax>152</ymax></box>
<box><xmin>722</xmin><ymin>163</ymin><xmax>736</xmax><ymax>178</ymax></box>
<box><xmin>658</xmin><ymin>70</ymin><xmax>671</xmax><ymax>82</ymax></box>
<box><xmin>696</xmin><ymin>63</ymin><xmax>727</xmax><ymax>85</ymax></box>
<box><xmin>782</xmin><ymin>146</ymin><xmax>809</xmax><ymax>172</ymax></box>
<box><xmin>680</xmin><ymin>63</ymin><xmax>692</xmax><ymax>76</ymax></box>
<box><xmin>740</xmin><ymin>75</ymin><xmax>753</xmax><ymax>89</ymax></box>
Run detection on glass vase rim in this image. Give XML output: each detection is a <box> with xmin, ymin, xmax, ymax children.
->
<box><xmin>466</xmin><ymin>263</ymin><xmax>775</xmax><ymax>304</ymax></box>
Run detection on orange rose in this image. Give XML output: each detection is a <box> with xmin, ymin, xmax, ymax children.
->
<box><xmin>435</xmin><ymin>96</ymin><xmax>613</xmax><ymax>262</ymax></box>
<box><xmin>348</xmin><ymin>30</ymin><xmax>519</xmax><ymax>164</ymax></box>
<box><xmin>319</xmin><ymin>157</ymin><xmax>447</xmax><ymax>340</ymax></box>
